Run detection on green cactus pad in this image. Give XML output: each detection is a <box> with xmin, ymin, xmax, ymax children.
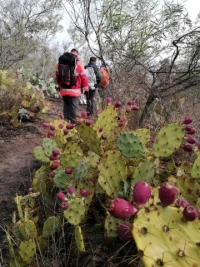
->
<box><xmin>87</xmin><ymin>151</ymin><xmax>100</xmax><ymax>165</ymax></box>
<box><xmin>131</xmin><ymin>158</ymin><xmax>155</xmax><ymax>185</ymax></box>
<box><xmin>54</xmin><ymin>129</ymin><xmax>67</xmax><ymax>148</ymax></box>
<box><xmin>75</xmin><ymin>225</ymin><xmax>85</xmax><ymax>252</ymax></box>
<box><xmin>94</xmin><ymin>104</ymin><xmax>118</xmax><ymax>140</ymax></box>
<box><xmin>64</xmin><ymin>142</ymin><xmax>83</xmax><ymax>155</ymax></box>
<box><xmin>104</xmin><ymin>213</ymin><xmax>122</xmax><ymax>238</ymax></box>
<box><xmin>153</xmin><ymin>123</ymin><xmax>184</xmax><ymax>157</ymax></box>
<box><xmin>77</xmin><ymin>180</ymin><xmax>94</xmax><ymax>211</ymax></box>
<box><xmin>18</xmin><ymin>220</ymin><xmax>38</xmax><ymax>240</ymax></box>
<box><xmin>116</xmin><ymin>132</ymin><xmax>145</xmax><ymax>158</ymax></box>
<box><xmin>53</xmin><ymin>170</ymin><xmax>73</xmax><ymax>188</ymax></box>
<box><xmin>33</xmin><ymin>146</ymin><xmax>50</xmax><ymax>162</ymax></box>
<box><xmin>132</xmin><ymin>128</ymin><xmax>150</xmax><ymax>146</ymax></box>
<box><xmin>98</xmin><ymin>150</ymin><xmax>127</xmax><ymax>198</ymax></box>
<box><xmin>76</xmin><ymin>121</ymin><xmax>102</xmax><ymax>155</ymax></box>
<box><xmin>132</xmin><ymin>205</ymin><xmax>200</xmax><ymax>267</ymax></box>
<box><xmin>42</xmin><ymin>216</ymin><xmax>60</xmax><ymax>237</ymax></box>
<box><xmin>74</xmin><ymin>160</ymin><xmax>89</xmax><ymax>181</ymax></box>
<box><xmin>64</xmin><ymin>198</ymin><xmax>86</xmax><ymax>226</ymax></box>
<box><xmin>42</xmin><ymin>138</ymin><xmax>58</xmax><ymax>157</ymax></box>
<box><xmin>19</xmin><ymin>240</ymin><xmax>36</xmax><ymax>264</ymax></box>
<box><xmin>191</xmin><ymin>153</ymin><xmax>200</xmax><ymax>179</ymax></box>
<box><xmin>32</xmin><ymin>166</ymin><xmax>50</xmax><ymax>198</ymax></box>
<box><xmin>60</xmin><ymin>152</ymin><xmax>84</xmax><ymax>168</ymax></box>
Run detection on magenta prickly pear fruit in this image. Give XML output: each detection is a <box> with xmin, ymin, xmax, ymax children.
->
<box><xmin>125</xmin><ymin>107</ymin><xmax>131</xmax><ymax>113</ymax></box>
<box><xmin>47</xmin><ymin>130</ymin><xmax>55</xmax><ymax>137</ymax></box>
<box><xmin>68</xmin><ymin>186</ymin><xmax>75</xmax><ymax>195</ymax></box>
<box><xmin>101</xmin><ymin>133</ymin><xmax>107</xmax><ymax>140</ymax></box>
<box><xmin>176</xmin><ymin>198</ymin><xmax>189</xmax><ymax>208</ymax></box>
<box><xmin>130</xmin><ymin>100</ymin><xmax>135</xmax><ymax>105</ymax></box>
<box><xmin>60</xmin><ymin>201</ymin><xmax>69</xmax><ymax>210</ymax></box>
<box><xmin>120</xmin><ymin>116</ymin><xmax>127</xmax><ymax>122</ymax></box>
<box><xmin>63</xmin><ymin>129</ymin><xmax>69</xmax><ymax>135</ymax></box>
<box><xmin>184</xmin><ymin>125</ymin><xmax>191</xmax><ymax>131</ymax></box>
<box><xmin>181</xmin><ymin>144</ymin><xmax>193</xmax><ymax>152</ymax></box>
<box><xmin>117</xmin><ymin>221</ymin><xmax>133</xmax><ymax>241</ymax></box>
<box><xmin>56</xmin><ymin>191</ymin><xmax>66</xmax><ymax>202</ymax></box>
<box><xmin>49</xmin><ymin>124</ymin><xmax>55</xmax><ymax>131</ymax></box>
<box><xmin>127</xmin><ymin>101</ymin><xmax>132</xmax><ymax>106</ymax></box>
<box><xmin>65</xmin><ymin>167</ymin><xmax>73</xmax><ymax>174</ymax></box>
<box><xmin>118</xmin><ymin>121</ymin><xmax>124</xmax><ymax>127</ymax></box>
<box><xmin>50</xmin><ymin>161</ymin><xmax>60</xmax><ymax>170</ymax></box>
<box><xmin>60</xmin><ymin>114</ymin><xmax>64</xmax><ymax>119</ymax></box>
<box><xmin>183</xmin><ymin>205</ymin><xmax>198</xmax><ymax>222</ymax></box>
<box><xmin>133</xmin><ymin>181</ymin><xmax>151</xmax><ymax>208</ymax></box>
<box><xmin>43</xmin><ymin>122</ymin><xmax>49</xmax><ymax>127</ymax></box>
<box><xmin>66</xmin><ymin>123</ymin><xmax>74</xmax><ymax>129</ymax></box>
<box><xmin>114</xmin><ymin>101</ymin><xmax>122</xmax><ymax>108</ymax></box>
<box><xmin>81</xmin><ymin>111</ymin><xmax>87</xmax><ymax>119</ymax></box>
<box><xmin>52</xmin><ymin>149</ymin><xmax>60</xmax><ymax>156</ymax></box>
<box><xmin>185</xmin><ymin>136</ymin><xmax>196</xmax><ymax>144</ymax></box>
<box><xmin>132</xmin><ymin>105</ymin><xmax>139</xmax><ymax>110</ymax></box>
<box><xmin>80</xmin><ymin>188</ymin><xmax>90</xmax><ymax>198</ymax></box>
<box><xmin>149</xmin><ymin>136</ymin><xmax>155</xmax><ymax>143</ymax></box>
<box><xmin>49</xmin><ymin>155</ymin><xmax>58</xmax><ymax>161</ymax></box>
<box><xmin>86</xmin><ymin>119</ymin><xmax>92</xmax><ymax>126</ymax></box>
<box><xmin>106</xmin><ymin>97</ymin><xmax>112</xmax><ymax>104</ymax></box>
<box><xmin>76</xmin><ymin>118</ymin><xmax>83</xmax><ymax>125</ymax></box>
<box><xmin>186</xmin><ymin>127</ymin><xmax>196</xmax><ymax>134</ymax></box>
<box><xmin>182</xmin><ymin>116</ymin><xmax>192</xmax><ymax>124</ymax></box>
<box><xmin>49</xmin><ymin>171</ymin><xmax>55</xmax><ymax>178</ymax></box>
<box><xmin>109</xmin><ymin>198</ymin><xmax>137</xmax><ymax>219</ymax></box>
<box><xmin>59</xmin><ymin>123</ymin><xmax>64</xmax><ymax>129</ymax></box>
<box><xmin>99</xmin><ymin>127</ymin><xmax>103</xmax><ymax>133</ymax></box>
<box><xmin>158</xmin><ymin>182</ymin><xmax>178</xmax><ymax>207</ymax></box>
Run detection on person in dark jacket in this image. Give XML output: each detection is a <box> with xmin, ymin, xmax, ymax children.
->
<box><xmin>85</xmin><ymin>57</ymin><xmax>102</xmax><ymax>117</ymax></box>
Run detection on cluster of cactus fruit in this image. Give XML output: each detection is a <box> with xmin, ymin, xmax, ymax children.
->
<box><xmin>6</xmin><ymin>98</ymin><xmax>200</xmax><ymax>266</ymax></box>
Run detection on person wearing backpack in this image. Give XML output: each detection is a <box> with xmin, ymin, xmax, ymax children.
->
<box><xmin>85</xmin><ymin>57</ymin><xmax>102</xmax><ymax>117</ymax></box>
<box><xmin>99</xmin><ymin>63</ymin><xmax>110</xmax><ymax>89</ymax></box>
<box><xmin>55</xmin><ymin>49</ymin><xmax>88</xmax><ymax>124</ymax></box>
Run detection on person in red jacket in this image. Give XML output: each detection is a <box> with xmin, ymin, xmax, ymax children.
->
<box><xmin>55</xmin><ymin>49</ymin><xmax>88</xmax><ymax>124</ymax></box>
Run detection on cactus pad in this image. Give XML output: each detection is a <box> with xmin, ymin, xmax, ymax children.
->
<box><xmin>42</xmin><ymin>138</ymin><xmax>58</xmax><ymax>157</ymax></box>
<box><xmin>19</xmin><ymin>240</ymin><xmax>36</xmax><ymax>264</ymax></box>
<box><xmin>104</xmin><ymin>213</ymin><xmax>122</xmax><ymax>238</ymax></box>
<box><xmin>153</xmin><ymin>123</ymin><xmax>185</xmax><ymax>157</ymax></box>
<box><xmin>53</xmin><ymin>170</ymin><xmax>73</xmax><ymax>188</ymax></box>
<box><xmin>116</xmin><ymin>132</ymin><xmax>145</xmax><ymax>158</ymax></box>
<box><xmin>64</xmin><ymin>198</ymin><xmax>86</xmax><ymax>226</ymax></box>
<box><xmin>191</xmin><ymin>153</ymin><xmax>200</xmax><ymax>179</ymax></box>
<box><xmin>132</xmin><ymin>128</ymin><xmax>150</xmax><ymax>146</ymax></box>
<box><xmin>33</xmin><ymin>146</ymin><xmax>50</xmax><ymax>162</ymax></box>
<box><xmin>60</xmin><ymin>152</ymin><xmax>84</xmax><ymax>168</ymax></box>
<box><xmin>74</xmin><ymin>160</ymin><xmax>89</xmax><ymax>181</ymax></box>
<box><xmin>131</xmin><ymin>158</ymin><xmax>155</xmax><ymax>185</ymax></box>
<box><xmin>75</xmin><ymin>225</ymin><xmax>85</xmax><ymax>252</ymax></box>
<box><xmin>42</xmin><ymin>216</ymin><xmax>60</xmax><ymax>237</ymax></box>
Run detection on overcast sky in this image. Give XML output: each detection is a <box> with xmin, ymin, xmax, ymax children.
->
<box><xmin>54</xmin><ymin>0</ymin><xmax>200</xmax><ymax>46</ymax></box>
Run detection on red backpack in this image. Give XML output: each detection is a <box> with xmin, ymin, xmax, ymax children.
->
<box><xmin>99</xmin><ymin>66</ymin><xmax>109</xmax><ymax>88</ymax></box>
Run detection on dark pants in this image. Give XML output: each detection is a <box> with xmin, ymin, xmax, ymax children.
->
<box><xmin>85</xmin><ymin>89</ymin><xmax>96</xmax><ymax>116</ymax></box>
<box><xmin>63</xmin><ymin>95</ymin><xmax>79</xmax><ymax>124</ymax></box>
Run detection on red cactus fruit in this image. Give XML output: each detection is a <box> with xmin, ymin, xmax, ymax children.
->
<box><xmin>43</xmin><ymin>122</ymin><xmax>49</xmax><ymax>127</ymax></box>
<box><xmin>176</xmin><ymin>198</ymin><xmax>189</xmax><ymax>208</ymax></box>
<box><xmin>109</xmin><ymin>198</ymin><xmax>137</xmax><ymax>219</ymax></box>
<box><xmin>181</xmin><ymin>144</ymin><xmax>193</xmax><ymax>152</ymax></box>
<box><xmin>80</xmin><ymin>188</ymin><xmax>90</xmax><ymax>198</ymax></box>
<box><xmin>66</xmin><ymin>123</ymin><xmax>74</xmax><ymax>129</ymax></box>
<box><xmin>68</xmin><ymin>186</ymin><xmax>75</xmax><ymax>195</ymax></box>
<box><xmin>158</xmin><ymin>182</ymin><xmax>178</xmax><ymax>207</ymax></box>
<box><xmin>149</xmin><ymin>136</ymin><xmax>155</xmax><ymax>143</ymax></box>
<box><xmin>127</xmin><ymin>101</ymin><xmax>132</xmax><ymax>106</ymax></box>
<box><xmin>56</xmin><ymin>191</ymin><xmax>66</xmax><ymax>202</ymax></box>
<box><xmin>132</xmin><ymin>105</ymin><xmax>139</xmax><ymax>110</ymax></box>
<box><xmin>183</xmin><ymin>205</ymin><xmax>199</xmax><ymax>222</ymax></box>
<box><xmin>101</xmin><ymin>133</ymin><xmax>107</xmax><ymax>140</ymax></box>
<box><xmin>117</xmin><ymin>221</ymin><xmax>134</xmax><ymax>241</ymax></box>
<box><xmin>184</xmin><ymin>125</ymin><xmax>191</xmax><ymax>131</ymax></box>
<box><xmin>47</xmin><ymin>130</ymin><xmax>55</xmax><ymax>137</ymax></box>
<box><xmin>118</xmin><ymin>121</ymin><xmax>124</xmax><ymax>127</ymax></box>
<box><xmin>65</xmin><ymin>167</ymin><xmax>73</xmax><ymax>174</ymax></box>
<box><xmin>60</xmin><ymin>114</ymin><xmax>64</xmax><ymax>119</ymax></box>
<box><xmin>63</xmin><ymin>129</ymin><xmax>69</xmax><ymax>135</ymax></box>
<box><xmin>81</xmin><ymin>111</ymin><xmax>87</xmax><ymax>119</ymax></box>
<box><xmin>49</xmin><ymin>155</ymin><xmax>58</xmax><ymax>161</ymax></box>
<box><xmin>49</xmin><ymin>125</ymin><xmax>55</xmax><ymax>131</ymax></box>
<box><xmin>125</xmin><ymin>107</ymin><xmax>131</xmax><ymax>113</ymax></box>
<box><xmin>52</xmin><ymin>149</ymin><xmax>60</xmax><ymax>156</ymax></box>
<box><xmin>99</xmin><ymin>127</ymin><xmax>103</xmax><ymax>133</ymax></box>
<box><xmin>50</xmin><ymin>161</ymin><xmax>60</xmax><ymax>170</ymax></box>
<box><xmin>59</xmin><ymin>123</ymin><xmax>64</xmax><ymax>129</ymax></box>
<box><xmin>49</xmin><ymin>171</ymin><xmax>55</xmax><ymax>178</ymax></box>
<box><xmin>60</xmin><ymin>201</ymin><xmax>69</xmax><ymax>210</ymax></box>
<box><xmin>185</xmin><ymin>136</ymin><xmax>196</xmax><ymax>144</ymax></box>
<box><xmin>182</xmin><ymin>116</ymin><xmax>192</xmax><ymax>124</ymax></box>
<box><xmin>133</xmin><ymin>181</ymin><xmax>151</xmax><ymax>208</ymax></box>
<box><xmin>120</xmin><ymin>116</ymin><xmax>127</xmax><ymax>122</ymax></box>
<box><xmin>130</xmin><ymin>100</ymin><xmax>135</xmax><ymax>105</ymax></box>
<box><xmin>106</xmin><ymin>97</ymin><xmax>112</xmax><ymax>104</ymax></box>
<box><xmin>186</xmin><ymin>128</ymin><xmax>196</xmax><ymax>134</ymax></box>
<box><xmin>115</xmin><ymin>101</ymin><xmax>122</xmax><ymax>108</ymax></box>
<box><xmin>86</xmin><ymin>119</ymin><xmax>92</xmax><ymax>126</ymax></box>
<box><xmin>76</xmin><ymin>118</ymin><xmax>83</xmax><ymax>125</ymax></box>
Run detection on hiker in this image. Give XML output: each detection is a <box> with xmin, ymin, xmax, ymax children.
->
<box><xmin>55</xmin><ymin>49</ymin><xmax>88</xmax><ymax>124</ymax></box>
<box><xmin>85</xmin><ymin>57</ymin><xmax>102</xmax><ymax>117</ymax></box>
<box><xmin>99</xmin><ymin>63</ymin><xmax>110</xmax><ymax>89</ymax></box>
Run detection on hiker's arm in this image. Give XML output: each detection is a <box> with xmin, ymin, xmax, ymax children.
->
<box><xmin>93</xmin><ymin>65</ymin><xmax>102</xmax><ymax>84</ymax></box>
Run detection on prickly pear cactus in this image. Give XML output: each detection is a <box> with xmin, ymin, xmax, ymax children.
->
<box><xmin>191</xmin><ymin>153</ymin><xmax>200</xmax><ymax>179</ymax></box>
<box><xmin>53</xmin><ymin>170</ymin><xmax>74</xmax><ymax>188</ymax></box>
<box><xmin>104</xmin><ymin>212</ymin><xmax>122</xmax><ymax>238</ymax></box>
<box><xmin>75</xmin><ymin>225</ymin><xmax>85</xmax><ymax>252</ymax></box>
<box><xmin>131</xmin><ymin>158</ymin><xmax>155</xmax><ymax>185</ymax></box>
<box><xmin>74</xmin><ymin>160</ymin><xmax>89</xmax><ymax>181</ymax></box>
<box><xmin>116</xmin><ymin>132</ymin><xmax>145</xmax><ymax>158</ymax></box>
<box><xmin>19</xmin><ymin>240</ymin><xmax>36</xmax><ymax>264</ymax></box>
<box><xmin>153</xmin><ymin>123</ymin><xmax>185</xmax><ymax>157</ymax></box>
<box><xmin>132</xmin><ymin>205</ymin><xmax>200</xmax><ymax>267</ymax></box>
<box><xmin>42</xmin><ymin>216</ymin><xmax>60</xmax><ymax>237</ymax></box>
<box><xmin>64</xmin><ymin>198</ymin><xmax>86</xmax><ymax>226</ymax></box>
